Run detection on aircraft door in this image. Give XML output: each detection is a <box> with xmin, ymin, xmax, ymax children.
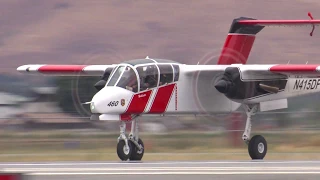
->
<box><xmin>136</xmin><ymin>64</ymin><xmax>159</xmax><ymax>91</ymax></box>
<box><xmin>157</xmin><ymin>64</ymin><xmax>174</xmax><ymax>86</ymax></box>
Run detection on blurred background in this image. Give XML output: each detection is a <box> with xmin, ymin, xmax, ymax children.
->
<box><xmin>1</xmin><ymin>0</ymin><xmax>320</xmax><ymax>161</ymax></box>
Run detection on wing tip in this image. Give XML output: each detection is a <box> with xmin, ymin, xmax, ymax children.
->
<box><xmin>16</xmin><ymin>64</ymin><xmax>45</xmax><ymax>73</ymax></box>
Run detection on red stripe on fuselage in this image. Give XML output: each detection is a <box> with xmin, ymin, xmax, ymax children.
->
<box><xmin>125</xmin><ymin>90</ymin><xmax>152</xmax><ymax>114</ymax></box>
<box><xmin>149</xmin><ymin>84</ymin><xmax>175</xmax><ymax>114</ymax></box>
<box><xmin>270</xmin><ymin>65</ymin><xmax>318</xmax><ymax>72</ymax></box>
<box><xmin>38</xmin><ymin>65</ymin><xmax>87</xmax><ymax>73</ymax></box>
<box><xmin>218</xmin><ymin>34</ymin><xmax>255</xmax><ymax>65</ymax></box>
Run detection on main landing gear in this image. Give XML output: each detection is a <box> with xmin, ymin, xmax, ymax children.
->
<box><xmin>117</xmin><ymin>119</ymin><xmax>144</xmax><ymax>161</ymax></box>
<box><xmin>242</xmin><ymin>104</ymin><xmax>267</xmax><ymax>160</ymax></box>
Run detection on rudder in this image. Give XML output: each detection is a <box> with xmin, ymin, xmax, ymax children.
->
<box><xmin>217</xmin><ymin>17</ymin><xmax>264</xmax><ymax>65</ymax></box>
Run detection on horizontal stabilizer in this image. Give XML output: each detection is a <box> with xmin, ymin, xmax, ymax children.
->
<box><xmin>238</xmin><ymin>19</ymin><xmax>320</xmax><ymax>26</ymax></box>
<box><xmin>238</xmin><ymin>12</ymin><xmax>320</xmax><ymax>36</ymax></box>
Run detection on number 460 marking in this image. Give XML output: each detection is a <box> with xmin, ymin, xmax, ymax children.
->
<box><xmin>108</xmin><ymin>101</ymin><xmax>119</xmax><ymax>107</ymax></box>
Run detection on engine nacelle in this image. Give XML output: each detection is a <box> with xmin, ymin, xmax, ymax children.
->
<box><xmin>94</xmin><ymin>68</ymin><xmax>114</xmax><ymax>91</ymax></box>
<box><xmin>214</xmin><ymin>67</ymin><xmax>287</xmax><ymax>104</ymax></box>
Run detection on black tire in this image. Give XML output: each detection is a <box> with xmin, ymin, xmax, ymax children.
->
<box><xmin>117</xmin><ymin>140</ymin><xmax>132</xmax><ymax>161</ymax></box>
<box><xmin>248</xmin><ymin>135</ymin><xmax>267</xmax><ymax>160</ymax></box>
<box><xmin>130</xmin><ymin>138</ymin><xmax>144</xmax><ymax>161</ymax></box>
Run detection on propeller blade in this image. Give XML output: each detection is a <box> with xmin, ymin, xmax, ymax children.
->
<box><xmin>82</xmin><ymin>102</ymin><xmax>92</xmax><ymax>105</ymax></box>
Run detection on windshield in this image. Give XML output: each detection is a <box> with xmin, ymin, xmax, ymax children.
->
<box><xmin>106</xmin><ymin>65</ymin><xmax>138</xmax><ymax>92</ymax></box>
<box><xmin>107</xmin><ymin>66</ymin><xmax>125</xmax><ymax>86</ymax></box>
<box><xmin>117</xmin><ymin>66</ymin><xmax>138</xmax><ymax>92</ymax></box>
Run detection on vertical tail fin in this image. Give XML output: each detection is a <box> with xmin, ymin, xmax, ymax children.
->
<box><xmin>217</xmin><ymin>17</ymin><xmax>264</xmax><ymax>65</ymax></box>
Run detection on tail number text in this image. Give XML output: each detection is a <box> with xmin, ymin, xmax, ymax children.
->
<box><xmin>293</xmin><ymin>79</ymin><xmax>320</xmax><ymax>90</ymax></box>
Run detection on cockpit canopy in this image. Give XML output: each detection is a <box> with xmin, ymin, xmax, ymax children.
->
<box><xmin>105</xmin><ymin>58</ymin><xmax>180</xmax><ymax>92</ymax></box>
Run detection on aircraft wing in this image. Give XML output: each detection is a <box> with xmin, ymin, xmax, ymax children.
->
<box><xmin>185</xmin><ymin>64</ymin><xmax>320</xmax><ymax>80</ymax></box>
<box><xmin>239</xmin><ymin>64</ymin><xmax>320</xmax><ymax>80</ymax></box>
<box><xmin>17</xmin><ymin>64</ymin><xmax>117</xmax><ymax>76</ymax></box>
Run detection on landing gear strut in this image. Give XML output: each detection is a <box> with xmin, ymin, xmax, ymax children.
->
<box><xmin>242</xmin><ymin>105</ymin><xmax>267</xmax><ymax>160</ymax></box>
<box><xmin>117</xmin><ymin>119</ymin><xmax>144</xmax><ymax>161</ymax></box>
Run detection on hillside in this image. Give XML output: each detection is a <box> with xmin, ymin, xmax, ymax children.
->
<box><xmin>1</xmin><ymin>0</ymin><xmax>320</xmax><ymax>77</ymax></box>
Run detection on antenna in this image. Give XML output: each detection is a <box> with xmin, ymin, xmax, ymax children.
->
<box><xmin>287</xmin><ymin>60</ymin><xmax>291</xmax><ymax>64</ymax></box>
<box><xmin>308</xmin><ymin>12</ymin><xmax>315</xmax><ymax>36</ymax></box>
<box><xmin>306</xmin><ymin>61</ymin><xmax>308</xmax><ymax>64</ymax></box>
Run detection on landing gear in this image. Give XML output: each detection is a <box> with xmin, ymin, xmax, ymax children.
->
<box><xmin>130</xmin><ymin>138</ymin><xmax>144</xmax><ymax>161</ymax></box>
<box><xmin>117</xmin><ymin>139</ymin><xmax>132</xmax><ymax>161</ymax></box>
<box><xmin>248</xmin><ymin>135</ymin><xmax>267</xmax><ymax>159</ymax></box>
<box><xmin>116</xmin><ymin>119</ymin><xmax>144</xmax><ymax>161</ymax></box>
<box><xmin>242</xmin><ymin>105</ymin><xmax>267</xmax><ymax>160</ymax></box>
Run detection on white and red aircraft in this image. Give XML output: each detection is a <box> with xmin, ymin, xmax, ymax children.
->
<box><xmin>17</xmin><ymin>14</ymin><xmax>320</xmax><ymax>161</ymax></box>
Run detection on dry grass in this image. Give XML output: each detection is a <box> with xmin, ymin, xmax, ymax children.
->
<box><xmin>0</xmin><ymin>130</ymin><xmax>318</xmax><ymax>161</ymax></box>
<box><xmin>3</xmin><ymin>152</ymin><xmax>320</xmax><ymax>162</ymax></box>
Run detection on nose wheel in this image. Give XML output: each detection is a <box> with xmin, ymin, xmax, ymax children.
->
<box><xmin>130</xmin><ymin>138</ymin><xmax>144</xmax><ymax>161</ymax></box>
<box><xmin>117</xmin><ymin>119</ymin><xmax>144</xmax><ymax>161</ymax></box>
<box><xmin>117</xmin><ymin>140</ymin><xmax>132</xmax><ymax>161</ymax></box>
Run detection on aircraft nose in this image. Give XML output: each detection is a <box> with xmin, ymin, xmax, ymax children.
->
<box><xmin>90</xmin><ymin>91</ymin><xmax>104</xmax><ymax>114</ymax></box>
<box><xmin>89</xmin><ymin>86</ymin><xmax>134</xmax><ymax>114</ymax></box>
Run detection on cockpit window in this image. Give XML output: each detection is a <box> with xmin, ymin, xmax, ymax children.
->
<box><xmin>173</xmin><ymin>64</ymin><xmax>180</xmax><ymax>81</ymax></box>
<box><xmin>136</xmin><ymin>65</ymin><xmax>159</xmax><ymax>91</ymax></box>
<box><xmin>106</xmin><ymin>63</ymin><xmax>177</xmax><ymax>92</ymax></box>
<box><xmin>116</xmin><ymin>66</ymin><xmax>138</xmax><ymax>92</ymax></box>
<box><xmin>158</xmin><ymin>64</ymin><xmax>173</xmax><ymax>86</ymax></box>
<box><xmin>107</xmin><ymin>66</ymin><xmax>125</xmax><ymax>86</ymax></box>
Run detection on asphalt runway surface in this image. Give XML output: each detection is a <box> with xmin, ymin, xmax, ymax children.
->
<box><xmin>1</xmin><ymin>161</ymin><xmax>320</xmax><ymax>180</ymax></box>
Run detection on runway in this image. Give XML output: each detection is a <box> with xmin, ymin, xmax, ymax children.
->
<box><xmin>1</xmin><ymin>161</ymin><xmax>320</xmax><ymax>180</ymax></box>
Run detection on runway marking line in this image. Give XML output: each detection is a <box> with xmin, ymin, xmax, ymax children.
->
<box><xmin>27</xmin><ymin>171</ymin><xmax>320</xmax><ymax>176</ymax></box>
<box><xmin>1</xmin><ymin>161</ymin><xmax>320</xmax><ymax>176</ymax></box>
<box><xmin>1</xmin><ymin>161</ymin><xmax>320</xmax><ymax>166</ymax></box>
<box><xmin>3</xmin><ymin>167</ymin><xmax>320</xmax><ymax>171</ymax></box>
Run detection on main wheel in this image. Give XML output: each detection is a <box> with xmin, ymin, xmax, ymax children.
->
<box><xmin>130</xmin><ymin>138</ymin><xmax>144</xmax><ymax>161</ymax></box>
<box><xmin>248</xmin><ymin>135</ymin><xmax>267</xmax><ymax>160</ymax></box>
<box><xmin>117</xmin><ymin>140</ymin><xmax>132</xmax><ymax>161</ymax></box>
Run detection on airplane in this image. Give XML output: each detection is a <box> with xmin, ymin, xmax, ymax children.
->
<box><xmin>17</xmin><ymin>13</ymin><xmax>320</xmax><ymax>161</ymax></box>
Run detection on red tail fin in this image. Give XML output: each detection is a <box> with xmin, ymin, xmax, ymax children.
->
<box><xmin>217</xmin><ymin>17</ymin><xmax>264</xmax><ymax>65</ymax></box>
<box><xmin>218</xmin><ymin>14</ymin><xmax>320</xmax><ymax>65</ymax></box>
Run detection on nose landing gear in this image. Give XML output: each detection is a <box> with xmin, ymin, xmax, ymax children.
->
<box><xmin>116</xmin><ymin>119</ymin><xmax>144</xmax><ymax>161</ymax></box>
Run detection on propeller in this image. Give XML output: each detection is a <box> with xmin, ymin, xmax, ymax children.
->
<box><xmin>214</xmin><ymin>67</ymin><xmax>238</xmax><ymax>97</ymax></box>
<box><xmin>82</xmin><ymin>101</ymin><xmax>92</xmax><ymax>105</ymax></box>
<box><xmin>215</xmin><ymin>79</ymin><xmax>232</xmax><ymax>94</ymax></box>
